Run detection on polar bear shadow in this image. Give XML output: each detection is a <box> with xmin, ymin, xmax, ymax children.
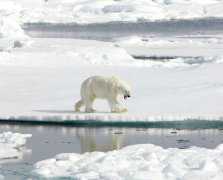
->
<box><xmin>33</xmin><ymin>110</ymin><xmax>115</xmax><ymax>114</ymax></box>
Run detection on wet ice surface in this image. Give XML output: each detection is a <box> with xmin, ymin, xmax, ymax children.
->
<box><xmin>0</xmin><ymin>124</ymin><xmax>223</xmax><ymax>179</ymax></box>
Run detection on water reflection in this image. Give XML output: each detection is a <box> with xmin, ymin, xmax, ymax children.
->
<box><xmin>77</xmin><ymin>128</ymin><xmax>124</xmax><ymax>152</ymax></box>
<box><xmin>0</xmin><ymin>124</ymin><xmax>223</xmax><ymax>155</ymax></box>
<box><xmin>0</xmin><ymin>124</ymin><xmax>223</xmax><ymax>180</ymax></box>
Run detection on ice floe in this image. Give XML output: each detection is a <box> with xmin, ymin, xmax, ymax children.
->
<box><xmin>0</xmin><ymin>38</ymin><xmax>135</xmax><ymax>67</ymax></box>
<box><xmin>0</xmin><ymin>38</ymin><xmax>223</xmax><ymax>122</ymax></box>
<box><xmin>33</xmin><ymin>143</ymin><xmax>223</xmax><ymax>179</ymax></box>
<box><xmin>5</xmin><ymin>0</ymin><xmax>223</xmax><ymax>24</ymax></box>
<box><xmin>0</xmin><ymin>1</ymin><xmax>30</xmax><ymax>50</ymax></box>
<box><xmin>0</xmin><ymin>38</ymin><xmax>222</xmax><ymax>68</ymax></box>
<box><xmin>0</xmin><ymin>132</ymin><xmax>31</xmax><ymax>179</ymax></box>
<box><xmin>117</xmin><ymin>36</ymin><xmax>223</xmax><ymax>58</ymax></box>
<box><xmin>0</xmin><ymin>131</ymin><xmax>31</xmax><ymax>160</ymax></box>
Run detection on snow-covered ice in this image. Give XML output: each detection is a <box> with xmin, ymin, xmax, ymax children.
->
<box><xmin>1</xmin><ymin>0</ymin><xmax>223</xmax><ymax>52</ymax></box>
<box><xmin>117</xmin><ymin>36</ymin><xmax>223</xmax><ymax>58</ymax></box>
<box><xmin>0</xmin><ymin>38</ymin><xmax>223</xmax><ymax>122</ymax></box>
<box><xmin>33</xmin><ymin>143</ymin><xmax>223</xmax><ymax>180</ymax></box>
<box><xmin>0</xmin><ymin>1</ymin><xmax>30</xmax><ymax>50</ymax></box>
<box><xmin>0</xmin><ymin>38</ymin><xmax>135</xmax><ymax>67</ymax></box>
<box><xmin>4</xmin><ymin>0</ymin><xmax>223</xmax><ymax>24</ymax></box>
<box><xmin>0</xmin><ymin>132</ymin><xmax>31</xmax><ymax>178</ymax></box>
<box><xmin>0</xmin><ymin>132</ymin><xmax>31</xmax><ymax>160</ymax></box>
<box><xmin>0</xmin><ymin>131</ymin><xmax>31</xmax><ymax>179</ymax></box>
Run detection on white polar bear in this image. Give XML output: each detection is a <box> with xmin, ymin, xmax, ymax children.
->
<box><xmin>75</xmin><ymin>76</ymin><xmax>131</xmax><ymax>113</ymax></box>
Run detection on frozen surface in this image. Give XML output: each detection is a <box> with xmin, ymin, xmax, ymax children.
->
<box><xmin>0</xmin><ymin>132</ymin><xmax>31</xmax><ymax>179</ymax></box>
<box><xmin>0</xmin><ymin>132</ymin><xmax>31</xmax><ymax>160</ymax></box>
<box><xmin>2</xmin><ymin>0</ymin><xmax>223</xmax><ymax>24</ymax></box>
<box><xmin>33</xmin><ymin>143</ymin><xmax>223</xmax><ymax>179</ymax></box>
<box><xmin>0</xmin><ymin>38</ymin><xmax>223</xmax><ymax>122</ymax></box>
<box><xmin>0</xmin><ymin>132</ymin><xmax>31</xmax><ymax>163</ymax></box>
<box><xmin>117</xmin><ymin>36</ymin><xmax>223</xmax><ymax>57</ymax></box>
<box><xmin>2</xmin><ymin>0</ymin><xmax>223</xmax><ymax>48</ymax></box>
<box><xmin>0</xmin><ymin>38</ymin><xmax>135</xmax><ymax>67</ymax></box>
<box><xmin>0</xmin><ymin>1</ymin><xmax>30</xmax><ymax>50</ymax></box>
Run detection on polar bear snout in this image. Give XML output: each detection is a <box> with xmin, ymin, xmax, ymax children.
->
<box><xmin>118</xmin><ymin>83</ymin><xmax>131</xmax><ymax>100</ymax></box>
<box><xmin>124</xmin><ymin>93</ymin><xmax>131</xmax><ymax>100</ymax></box>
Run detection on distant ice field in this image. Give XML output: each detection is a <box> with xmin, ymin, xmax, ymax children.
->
<box><xmin>5</xmin><ymin>0</ymin><xmax>223</xmax><ymax>24</ymax></box>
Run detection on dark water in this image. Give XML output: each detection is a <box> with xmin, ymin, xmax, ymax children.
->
<box><xmin>23</xmin><ymin>18</ymin><xmax>223</xmax><ymax>41</ymax></box>
<box><xmin>1</xmin><ymin>124</ymin><xmax>223</xmax><ymax>179</ymax></box>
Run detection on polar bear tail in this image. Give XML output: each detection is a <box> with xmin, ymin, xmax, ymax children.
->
<box><xmin>75</xmin><ymin>99</ymin><xmax>84</xmax><ymax>112</ymax></box>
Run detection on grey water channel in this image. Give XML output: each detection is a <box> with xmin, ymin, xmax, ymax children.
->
<box><xmin>1</xmin><ymin>123</ymin><xmax>223</xmax><ymax>179</ymax></box>
<box><xmin>23</xmin><ymin>18</ymin><xmax>223</xmax><ymax>41</ymax></box>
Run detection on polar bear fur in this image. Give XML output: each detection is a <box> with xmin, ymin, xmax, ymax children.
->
<box><xmin>75</xmin><ymin>76</ymin><xmax>131</xmax><ymax>113</ymax></box>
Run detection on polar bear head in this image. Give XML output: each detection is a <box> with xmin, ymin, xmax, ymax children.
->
<box><xmin>110</xmin><ymin>76</ymin><xmax>131</xmax><ymax>100</ymax></box>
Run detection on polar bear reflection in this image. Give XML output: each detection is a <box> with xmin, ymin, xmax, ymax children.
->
<box><xmin>75</xmin><ymin>76</ymin><xmax>131</xmax><ymax>113</ymax></box>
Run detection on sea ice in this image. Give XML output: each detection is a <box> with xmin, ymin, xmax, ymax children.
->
<box><xmin>0</xmin><ymin>38</ymin><xmax>223</xmax><ymax>122</ymax></box>
<box><xmin>33</xmin><ymin>143</ymin><xmax>223</xmax><ymax>180</ymax></box>
<box><xmin>0</xmin><ymin>131</ymin><xmax>31</xmax><ymax>179</ymax></box>
<box><xmin>2</xmin><ymin>0</ymin><xmax>223</xmax><ymax>24</ymax></box>
<box><xmin>0</xmin><ymin>1</ymin><xmax>30</xmax><ymax>50</ymax></box>
<box><xmin>117</xmin><ymin>36</ymin><xmax>223</xmax><ymax>58</ymax></box>
<box><xmin>13</xmin><ymin>0</ymin><xmax>223</xmax><ymax>24</ymax></box>
<box><xmin>0</xmin><ymin>131</ymin><xmax>31</xmax><ymax>160</ymax></box>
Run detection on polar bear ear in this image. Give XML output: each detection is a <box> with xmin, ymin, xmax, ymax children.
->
<box><xmin>111</xmin><ymin>76</ymin><xmax>119</xmax><ymax>81</ymax></box>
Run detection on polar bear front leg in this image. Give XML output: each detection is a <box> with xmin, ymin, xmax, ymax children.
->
<box><xmin>108</xmin><ymin>98</ymin><xmax>127</xmax><ymax>113</ymax></box>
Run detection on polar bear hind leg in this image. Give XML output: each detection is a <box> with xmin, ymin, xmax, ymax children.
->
<box><xmin>84</xmin><ymin>96</ymin><xmax>96</xmax><ymax>113</ymax></box>
<box><xmin>75</xmin><ymin>97</ymin><xmax>96</xmax><ymax>113</ymax></box>
<box><xmin>75</xmin><ymin>99</ymin><xmax>84</xmax><ymax>112</ymax></box>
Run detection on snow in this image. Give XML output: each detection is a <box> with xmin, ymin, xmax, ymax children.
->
<box><xmin>0</xmin><ymin>38</ymin><xmax>135</xmax><ymax>67</ymax></box>
<box><xmin>0</xmin><ymin>132</ymin><xmax>31</xmax><ymax>160</ymax></box>
<box><xmin>2</xmin><ymin>0</ymin><xmax>223</xmax><ymax>24</ymax></box>
<box><xmin>0</xmin><ymin>38</ymin><xmax>223</xmax><ymax>122</ymax></box>
<box><xmin>1</xmin><ymin>0</ymin><xmax>223</xmax><ymax>49</ymax></box>
<box><xmin>0</xmin><ymin>1</ymin><xmax>30</xmax><ymax>50</ymax></box>
<box><xmin>0</xmin><ymin>132</ymin><xmax>31</xmax><ymax>179</ymax></box>
<box><xmin>1</xmin><ymin>0</ymin><xmax>223</xmax><ymax>52</ymax></box>
<box><xmin>0</xmin><ymin>131</ymin><xmax>31</xmax><ymax>149</ymax></box>
<box><xmin>33</xmin><ymin>143</ymin><xmax>223</xmax><ymax>179</ymax></box>
<box><xmin>116</xmin><ymin>36</ymin><xmax>223</xmax><ymax>58</ymax></box>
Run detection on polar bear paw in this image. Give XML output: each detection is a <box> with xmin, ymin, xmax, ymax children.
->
<box><xmin>111</xmin><ymin>107</ymin><xmax>128</xmax><ymax>113</ymax></box>
<box><xmin>85</xmin><ymin>108</ymin><xmax>96</xmax><ymax>113</ymax></box>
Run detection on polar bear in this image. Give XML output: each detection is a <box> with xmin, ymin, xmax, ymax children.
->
<box><xmin>75</xmin><ymin>76</ymin><xmax>131</xmax><ymax>113</ymax></box>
